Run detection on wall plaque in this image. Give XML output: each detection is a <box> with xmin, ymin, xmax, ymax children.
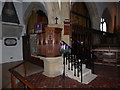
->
<box><xmin>4</xmin><ymin>38</ymin><xmax>17</xmax><ymax>46</ymax></box>
<box><xmin>64</xmin><ymin>19</ymin><xmax>71</xmax><ymax>35</ymax></box>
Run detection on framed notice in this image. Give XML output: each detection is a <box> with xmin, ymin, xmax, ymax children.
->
<box><xmin>34</xmin><ymin>23</ymin><xmax>42</xmax><ymax>33</ymax></box>
<box><xmin>64</xmin><ymin>19</ymin><xmax>71</xmax><ymax>35</ymax></box>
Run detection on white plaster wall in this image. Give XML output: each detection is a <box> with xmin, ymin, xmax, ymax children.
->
<box><xmin>0</xmin><ymin>2</ymin><xmax>2</xmax><ymax>89</ymax></box>
<box><xmin>22</xmin><ymin>2</ymin><xmax>31</xmax><ymax>18</ymax></box>
<box><xmin>0</xmin><ymin>23</ymin><xmax>1</xmax><ymax>64</ymax></box>
<box><xmin>1</xmin><ymin>2</ymin><xmax>24</xmax><ymax>64</ymax></box>
<box><xmin>22</xmin><ymin>2</ymin><xmax>46</xmax><ymax>16</ymax></box>
<box><xmin>14</xmin><ymin>2</ymin><xmax>23</xmax><ymax>25</ymax></box>
<box><xmin>14</xmin><ymin>2</ymin><xmax>26</xmax><ymax>36</ymax></box>
<box><xmin>0</xmin><ymin>40</ymin><xmax>2</xmax><ymax>90</ymax></box>
<box><xmin>0</xmin><ymin>64</ymin><xmax>1</xmax><ymax>90</ymax></box>
<box><xmin>0</xmin><ymin>18</ymin><xmax>1</xmax><ymax>40</ymax></box>
<box><xmin>2</xmin><ymin>37</ymin><xmax>23</xmax><ymax>63</ymax></box>
<box><xmin>0</xmin><ymin>37</ymin><xmax>2</xmax><ymax>64</ymax></box>
<box><xmin>0</xmin><ymin>1</ymin><xmax>2</xmax><ymax>16</ymax></box>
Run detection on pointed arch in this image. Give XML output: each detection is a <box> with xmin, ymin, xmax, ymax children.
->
<box><xmin>70</xmin><ymin>2</ymin><xmax>91</xmax><ymax>28</ymax></box>
<box><xmin>70</xmin><ymin>2</ymin><xmax>100</xmax><ymax>30</ymax></box>
<box><xmin>85</xmin><ymin>2</ymin><xmax>100</xmax><ymax>30</ymax></box>
<box><xmin>101</xmin><ymin>8</ymin><xmax>112</xmax><ymax>33</ymax></box>
<box><xmin>23</xmin><ymin>2</ymin><xmax>48</xmax><ymax>26</ymax></box>
<box><xmin>2</xmin><ymin>2</ymin><xmax>20</xmax><ymax>24</ymax></box>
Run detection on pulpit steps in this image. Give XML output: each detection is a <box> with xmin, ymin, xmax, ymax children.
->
<box><xmin>64</xmin><ymin>64</ymin><xmax>97</xmax><ymax>84</ymax></box>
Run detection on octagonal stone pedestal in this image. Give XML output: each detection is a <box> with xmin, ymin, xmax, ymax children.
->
<box><xmin>33</xmin><ymin>55</ymin><xmax>63</xmax><ymax>77</ymax></box>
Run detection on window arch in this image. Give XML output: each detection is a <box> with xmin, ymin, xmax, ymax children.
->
<box><xmin>100</xmin><ymin>8</ymin><xmax>112</xmax><ymax>33</ymax></box>
<box><xmin>100</xmin><ymin>17</ymin><xmax>107</xmax><ymax>32</ymax></box>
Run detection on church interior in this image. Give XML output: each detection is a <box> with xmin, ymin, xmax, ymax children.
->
<box><xmin>0</xmin><ymin>1</ymin><xmax>120</xmax><ymax>89</ymax></box>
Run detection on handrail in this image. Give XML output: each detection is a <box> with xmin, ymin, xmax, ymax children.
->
<box><xmin>9</xmin><ymin>61</ymin><xmax>37</xmax><ymax>89</ymax></box>
<box><xmin>9</xmin><ymin>61</ymin><xmax>25</xmax><ymax>70</ymax></box>
<box><xmin>60</xmin><ymin>40</ymin><xmax>70</xmax><ymax>46</ymax></box>
<box><xmin>9</xmin><ymin>69</ymin><xmax>36</xmax><ymax>88</ymax></box>
<box><xmin>60</xmin><ymin>40</ymin><xmax>72</xmax><ymax>50</ymax></box>
<box><xmin>60</xmin><ymin>40</ymin><xmax>83</xmax><ymax>82</ymax></box>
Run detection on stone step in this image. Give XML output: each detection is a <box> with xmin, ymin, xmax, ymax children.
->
<box><xmin>82</xmin><ymin>74</ymin><xmax>97</xmax><ymax>84</ymax></box>
<box><xmin>66</xmin><ymin>70</ymin><xmax>97</xmax><ymax>84</ymax></box>
<box><xmin>64</xmin><ymin>64</ymin><xmax>97</xmax><ymax>84</ymax></box>
<box><xmin>61</xmin><ymin>59</ymin><xmax>97</xmax><ymax>84</ymax></box>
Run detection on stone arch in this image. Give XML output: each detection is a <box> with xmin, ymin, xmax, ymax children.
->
<box><xmin>85</xmin><ymin>2</ymin><xmax>100</xmax><ymax>30</ymax></box>
<box><xmin>70</xmin><ymin>2</ymin><xmax>91</xmax><ymax>27</ymax></box>
<box><xmin>102</xmin><ymin>8</ymin><xmax>112</xmax><ymax>33</ymax></box>
<box><xmin>23</xmin><ymin>2</ymin><xmax>48</xmax><ymax>26</ymax></box>
<box><xmin>2</xmin><ymin>2</ymin><xmax>20</xmax><ymax>24</ymax></box>
<box><xmin>70</xmin><ymin>2</ymin><xmax>100</xmax><ymax>30</ymax></box>
<box><xmin>0</xmin><ymin>2</ymin><xmax>4</xmax><ymax>16</ymax></box>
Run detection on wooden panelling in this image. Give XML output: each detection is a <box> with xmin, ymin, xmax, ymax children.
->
<box><xmin>92</xmin><ymin>48</ymin><xmax>120</xmax><ymax>65</ymax></box>
<box><xmin>36</xmin><ymin>27</ymin><xmax>62</xmax><ymax>57</ymax></box>
<box><xmin>27</xmin><ymin>11</ymin><xmax>48</xmax><ymax>35</ymax></box>
<box><xmin>70</xmin><ymin>2</ymin><xmax>91</xmax><ymax>28</ymax></box>
<box><xmin>64</xmin><ymin>19</ymin><xmax>71</xmax><ymax>35</ymax></box>
<box><xmin>22</xmin><ymin>35</ymin><xmax>31</xmax><ymax>61</ymax></box>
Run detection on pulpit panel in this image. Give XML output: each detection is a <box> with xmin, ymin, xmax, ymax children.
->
<box><xmin>36</xmin><ymin>27</ymin><xmax>62</xmax><ymax>57</ymax></box>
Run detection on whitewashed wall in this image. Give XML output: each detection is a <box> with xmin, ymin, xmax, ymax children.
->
<box><xmin>1</xmin><ymin>2</ymin><xmax>24</xmax><ymax>64</ymax></box>
<box><xmin>0</xmin><ymin>40</ymin><xmax>1</xmax><ymax>64</ymax></box>
<box><xmin>0</xmin><ymin>40</ymin><xmax>2</xmax><ymax>89</ymax></box>
<box><xmin>0</xmin><ymin>40</ymin><xmax>2</xmax><ymax>64</ymax></box>
<box><xmin>0</xmin><ymin>1</ymin><xmax>2</xmax><ymax>65</ymax></box>
<box><xmin>2</xmin><ymin>37</ymin><xmax>23</xmax><ymax>63</ymax></box>
<box><xmin>0</xmin><ymin>1</ymin><xmax>2</xmax><ymax>89</ymax></box>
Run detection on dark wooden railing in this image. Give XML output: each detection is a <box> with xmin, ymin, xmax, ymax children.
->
<box><xmin>60</xmin><ymin>40</ymin><xmax>83</xmax><ymax>82</ymax></box>
<box><xmin>9</xmin><ymin>61</ymin><xmax>37</xmax><ymax>89</ymax></box>
<box><xmin>71</xmin><ymin>24</ymin><xmax>119</xmax><ymax>70</ymax></box>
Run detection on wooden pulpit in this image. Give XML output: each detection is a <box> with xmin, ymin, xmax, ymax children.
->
<box><xmin>37</xmin><ymin>27</ymin><xmax>62</xmax><ymax>57</ymax></box>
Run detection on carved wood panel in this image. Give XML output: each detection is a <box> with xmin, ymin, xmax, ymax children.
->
<box><xmin>36</xmin><ymin>27</ymin><xmax>62</xmax><ymax>57</ymax></box>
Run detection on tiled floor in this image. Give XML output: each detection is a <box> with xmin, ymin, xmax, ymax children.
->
<box><xmin>2</xmin><ymin>61</ymin><xmax>43</xmax><ymax>88</ymax></box>
<box><xmin>17</xmin><ymin>64</ymin><xmax>120</xmax><ymax>89</ymax></box>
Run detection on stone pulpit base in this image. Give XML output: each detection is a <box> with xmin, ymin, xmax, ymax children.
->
<box><xmin>32</xmin><ymin>55</ymin><xmax>63</xmax><ymax>77</ymax></box>
<box><xmin>40</xmin><ymin>56</ymin><xmax>62</xmax><ymax>77</ymax></box>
